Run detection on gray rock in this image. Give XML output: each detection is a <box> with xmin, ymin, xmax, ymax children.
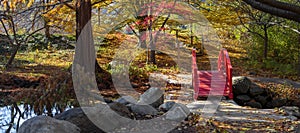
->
<box><xmin>272</xmin><ymin>98</ymin><xmax>287</xmax><ymax>107</ymax></box>
<box><xmin>266</xmin><ymin>101</ymin><xmax>274</xmax><ymax>108</ymax></box>
<box><xmin>232</xmin><ymin>76</ymin><xmax>252</xmax><ymax>95</ymax></box>
<box><xmin>166</xmin><ymin>103</ymin><xmax>190</xmax><ymax>121</ymax></box>
<box><xmin>55</xmin><ymin>103</ymin><xmax>133</xmax><ymax>133</ymax></box>
<box><xmin>292</xmin><ymin>98</ymin><xmax>300</xmax><ymax>107</ymax></box>
<box><xmin>108</xmin><ymin>102</ymin><xmax>132</xmax><ymax>118</ymax></box>
<box><xmin>139</xmin><ymin>87</ymin><xmax>164</xmax><ymax>108</ymax></box>
<box><xmin>249</xmin><ymin>84</ymin><xmax>265</xmax><ymax>96</ymax></box>
<box><xmin>159</xmin><ymin>101</ymin><xmax>176</xmax><ymax>111</ymax></box>
<box><xmin>103</xmin><ymin>98</ymin><xmax>113</xmax><ymax>103</ymax></box>
<box><xmin>173</xmin><ymin>103</ymin><xmax>190</xmax><ymax>115</ymax></box>
<box><xmin>115</xmin><ymin>96</ymin><xmax>137</xmax><ymax>105</ymax></box>
<box><xmin>129</xmin><ymin>104</ymin><xmax>158</xmax><ymax>115</ymax></box>
<box><xmin>235</xmin><ymin>95</ymin><xmax>251</xmax><ymax>105</ymax></box>
<box><xmin>246</xmin><ymin>101</ymin><xmax>262</xmax><ymax>109</ymax></box>
<box><xmin>254</xmin><ymin>95</ymin><xmax>268</xmax><ymax>106</ymax></box>
<box><xmin>81</xmin><ymin>104</ymin><xmax>133</xmax><ymax>132</ymax></box>
<box><xmin>19</xmin><ymin>115</ymin><xmax>80</xmax><ymax>133</ymax></box>
<box><xmin>55</xmin><ymin>108</ymin><xmax>105</xmax><ymax>133</ymax></box>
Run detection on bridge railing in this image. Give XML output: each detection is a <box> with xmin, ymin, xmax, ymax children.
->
<box><xmin>218</xmin><ymin>49</ymin><xmax>233</xmax><ymax>99</ymax></box>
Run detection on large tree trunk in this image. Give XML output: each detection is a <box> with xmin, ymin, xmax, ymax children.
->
<box><xmin>74</xmin><ymin>0</ymin><xmax>112</xmax><ymax>90</ymax></box>
<box><xmin>75</xmin><ymin>0</ymin><xmax>102</xmax><ymax>73</ymax></box>
<box><xmin>76</xmin><ymin>0</ymin><xmax>91</xmax><ymax>40</ymax></box>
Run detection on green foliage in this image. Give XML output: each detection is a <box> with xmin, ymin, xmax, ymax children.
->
<box><xmin>242</xmin><ymin>18</ymin><xmax>299</xmax><ymax>76</ymax></box>
<box><xmin>144</xmin><ymin>64</ymin><xmax>158</xmax><ymax>72</ymax></box>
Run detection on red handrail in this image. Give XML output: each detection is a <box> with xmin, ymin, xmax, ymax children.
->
<box><xmin>219</xmin><ymin>49</ymin><xmax>233</xmax><ymax>99</ymax></box>
<box><xmin>192</xmin><ymin>49</ymin><xmax>199</xmax><ymax>98</ymax></box>
<box><xmin>192</xmin><ymin>48</ymin><xmax>233</xmax><ymax>99</ymax></box>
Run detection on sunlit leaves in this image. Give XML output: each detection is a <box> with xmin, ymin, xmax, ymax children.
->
<box><xmin>199</xmin><ymin>0</ymin><xmax>243</xmax><ymax>28</ymax></box>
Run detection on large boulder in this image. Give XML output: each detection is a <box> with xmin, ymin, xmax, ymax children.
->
<box><xmin>271</xmin><ymin>98</ymin><xmax>287</xmax><ymax>107</ymax></box>
<box><xmin>291</xmin><ymin>96</ymin><xmax>300</xmax><ymax>108</ymax></box>
<box><xmin>246</xmin><ymin>101</ymin><xmax>262</xmax><ymax>109</ymax></box>
<box><xmin>54</xmin><ymin>108</ymin><xmax>105</xmax><ymax>133</ymax></box>
<box><xmin>249</xmin><ymin>84</ymin><xmax>265</xmax><ymax>97</ymax></box>
<box><xmin>108</xmin><ymin>102</ymin><xmax>132</xmax><ymax>118</ymax></box>
<box><xmin>55</xmin><ymin>103</ymin><xmax>132</xmax><ymax>132</ymax></box>
<box><xmin>19</xmin><ymin>116</ymin><xmax>80</xmax><ymax>133</ymax></box>
<box><xmin>129</xmin><ymin>104</ymin><xmax>158</xmax><ymax>115</ymax></box>
<box><xmin>232</xmin><ymin>76</ymin><xmax>252</xmax><ymax>95</ymax></box>
<box><xmin>254</xmin><ymin>95</ymin><xmax>268</xmax><ymax>106</ymax></box>
<box><xmin>235</xmin><ymin>95</ymin><xmax>251</xmax><ymax>105</ymax></box>
<box><xmin>139</xmin><ymin>87</ymin><xmax>164</xmax><ymax>108</ymax></box>
<box><xmin>165</xmin><ymin>103</ymin><xmax>190</xmax><ymax>121</ymax></box>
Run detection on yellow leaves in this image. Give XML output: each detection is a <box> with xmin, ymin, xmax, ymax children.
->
<box><xmin>92</xmin><ymin>0</ymin><xmax>113</xmax><ymax>8</ymax></box>
<box><xmin>44</xmin><ymin>4</ymin><xmax>75</xmax><ymax>33</ymax></box>
<box><xmin>1</xmin><ymin>0</ymin><xmax>34</xmax><ymax>11</ymax></box>
<box><xmin>200</xmin><ymin>1</ymin><xmax>243</xmax><ymax>28</ymax></box>
<box><xmin>27</xmin><ymin>0</ymin><xmax>34</xmax><ymax>7</ymax></box>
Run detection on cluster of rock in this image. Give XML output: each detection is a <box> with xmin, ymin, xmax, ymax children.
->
<box><xmin>232</xmin><ymin>76</ymin><xmax>300</xmax><ymax>109</ymax></box>
<box><xmin>18</xmin><ymin>87</ymin><xmax>191</xmax><ymax>133</ymax></box>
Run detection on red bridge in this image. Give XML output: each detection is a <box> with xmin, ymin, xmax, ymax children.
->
<box><xmin>192</xmin><ymin>49</ymin><xmax>233</xmax><ymax>100</ymax></box>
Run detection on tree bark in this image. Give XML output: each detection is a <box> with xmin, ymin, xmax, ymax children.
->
<box><xmin>75</xmin><ymin>0</ymin><xmax>104</xmax><ymax>72</ymax></box>
<box><xmin>44</xmin><ymin>0</ymin><xmax>50</xmax><ymax>39</ymax></box>
<box><xmin>138</xmin><ymin>29</ymin><xmax>147</xmax><ymax>48</ymax></box>
<box><xmin>74</xmin><ymin>0</ymin><xmax>112</xmax><ymax>90</ymax></box>
<box><xmin>298</xmin><ymin>27</ymin><xmax>300</xmax><ymax>77</ymax></box>
<box><xmin>149</xmin><ymin>0</ymin><xmax>156</xmax><ymax>64</ymax></box>
<box><xmin>257</xmin><ymin>0</ymin><xmax>300</xmax><ymax>14</ymax></box>
<box><xmin>5</xmin><ymin>17</ymin><xmax>21</xmax><ymax>68</ymax></box>
<box><xmin>76</xmin><ymin>0</ymin><xmax>91</xmax><ymax>40</ymax></box>
<box><xmin>263</xmin><ymin>25</ymin><xmax>268</xmax><ymax>59</ymax></box>
<box><xmin>242</xmin><ymin>0</ymin><xmax>300</xmax><ymax>22</ymax></box>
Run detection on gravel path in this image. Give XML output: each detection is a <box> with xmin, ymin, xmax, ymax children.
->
<box><xmin>151</xmin><ymin>73</ymin><xmax>300</xmax><ymax>132</ymax></box>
